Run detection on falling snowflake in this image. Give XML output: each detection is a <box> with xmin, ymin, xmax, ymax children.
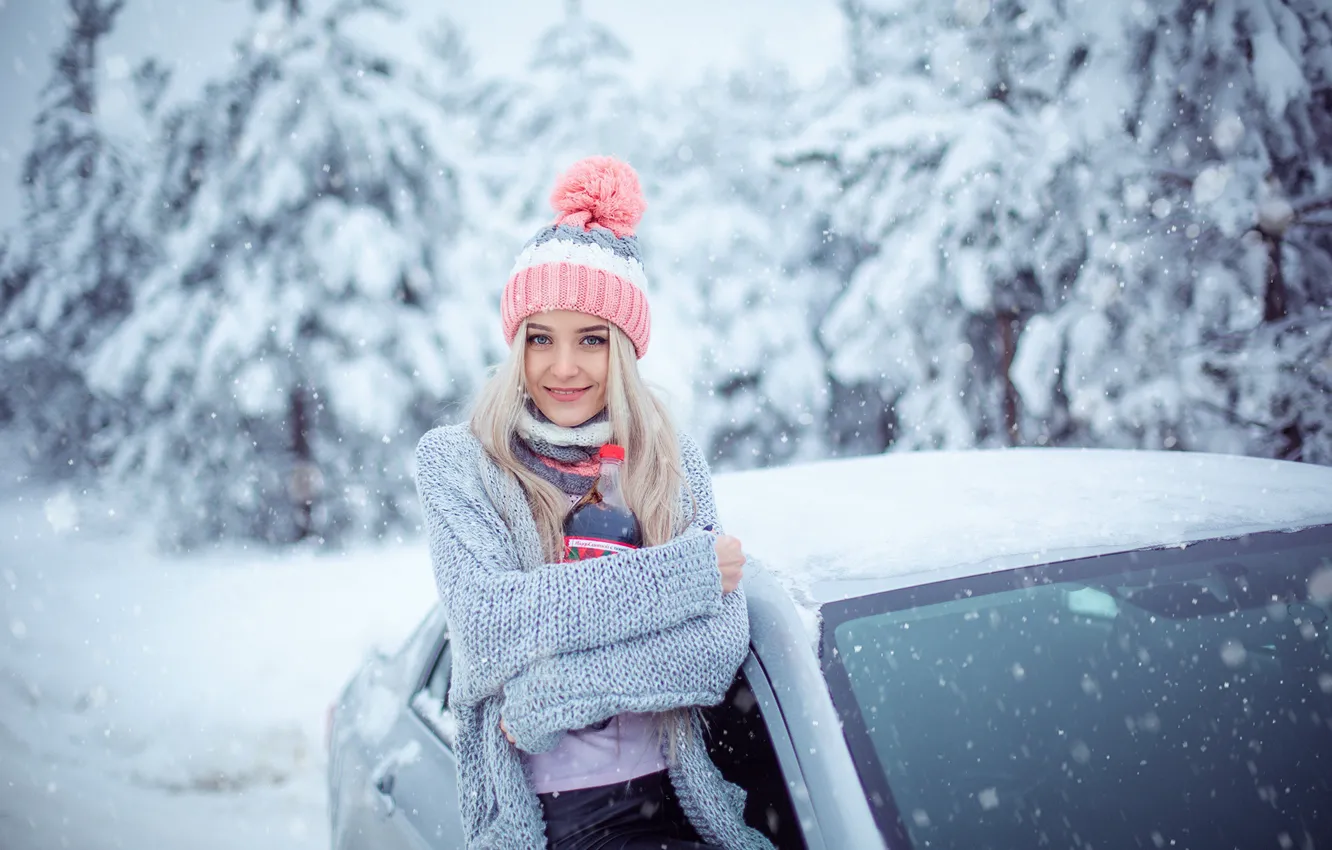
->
<box><xmin>44</xmin><ymin>490</ymin><xmax>79</xmax><ymax>533</ymax></box>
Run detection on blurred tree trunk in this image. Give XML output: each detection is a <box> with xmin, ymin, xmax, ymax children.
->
<box><xmin>998</xmin><ymin>309</ymin><xmax>1020</xmax><ymax>447</ymax></box>
<box><xmin>289</xmin><ymin>386</ymin><xmax>314</xmax><ymax>541</ymax></box>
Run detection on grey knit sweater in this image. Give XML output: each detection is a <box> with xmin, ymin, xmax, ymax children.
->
<box><xmin>414</xmin><ymin>423</ymin><xmax>774</xmax><ymax>850</ymax></box>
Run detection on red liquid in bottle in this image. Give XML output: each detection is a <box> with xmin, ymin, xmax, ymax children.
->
<box><xmin>563</xmin><ymin>444</ymin><xmax>643</xmax><ymax>560</ymax></box>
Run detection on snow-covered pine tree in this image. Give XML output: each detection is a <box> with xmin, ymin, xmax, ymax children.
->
<box><xmin>1010</xmin><ymin>0</ymin><xmax>1332</xmax><ymax>462</ymax></box>
<box><xmin>1168</xmin><ymin>0</ymin><xmax>1332</xmax><ymax>462</ymax></box>
<box><xmin>472</xmin><ymin>0</ymin><xmax>646</xmax><ymax>255</ymax></box>
<box><xmin>646</xmin><ymin>66</ymin><xmax>833</xmax><ymax>469</ymax></box>
<box><xmin>0</xmin><ymin>0</ymin><xmax>146</xmax><ymax>476</ymax></box>
<box><xmin>522</xmin><ymin>0</ymin><xmax>642</xmax><ymax>163</ymax></box>
<box><xmin>784</xmin><ymin>0</ymin><xmax>1094</xmax><ymax>453</ymax></box>
<box><xmin>89</xmin><ymin>0</ymin><xmax>487</xmax><ymax>547</ymax></box>
<box><xmin>956</xmin><ymin>0</ymin><xmax>1219</xmax><ymax>453</ymax></box>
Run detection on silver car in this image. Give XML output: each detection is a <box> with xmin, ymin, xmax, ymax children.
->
<box><xmin>328</xmin><ymin>448</ymin><xmax>1332</xmax><ymax>849</ymax></box>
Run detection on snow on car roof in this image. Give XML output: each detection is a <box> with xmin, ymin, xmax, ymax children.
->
<box><xmin>713</xmin><ymin>448</ymin><xmax>1332</xmax><ymax>609</ymax></box>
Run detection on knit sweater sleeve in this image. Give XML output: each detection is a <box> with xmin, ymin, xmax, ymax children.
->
<box><xmin>677</xmin><ymin>430</ymin><xmax>722</xmax><ymax>534</ymax></box>
<box><xmin>414</xmin><ymin>425</ymin><xmax>724</xmax><ymax>704</ymax></box>
<box><xmin>499</xmin><ymin>580</ymin><xmax>751</xmax><ymax>753</ymax></box>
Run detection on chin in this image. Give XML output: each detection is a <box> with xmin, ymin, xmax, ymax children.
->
<box><xmin>543</xmin><ymin>407</ymin><xmax>593</xmax><ymax>427</ymax></box>
<box><xmin>534</xmin><ymin>395</ymin><xmax>603</xmax><ymax>428</ymax></box>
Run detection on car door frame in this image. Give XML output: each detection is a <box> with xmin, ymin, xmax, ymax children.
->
<box><xmin>369</xmin><ymin>612</ymin><xmax>464</xmax><ymax>850</ymax></box>
<box><xmin>738</xmin><ymin>650</ymin><xmax>825</xmax><ymax>850</ymax></box>
<box><xmin>746</xmin><ymin>569</ymin><xmax>890</xmax><ymax>850</ymax></box>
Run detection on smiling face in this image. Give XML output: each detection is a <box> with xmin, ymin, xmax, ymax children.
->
<box><xmin>522</xmin><ymin>310</ymin><xmax>611</xmax><ymax>427</ymax></box>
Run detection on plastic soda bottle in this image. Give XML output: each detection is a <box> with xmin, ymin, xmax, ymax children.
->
<box><xmin>563</xmin><ymin>444</ymin><xmax>644</xmax><ymax>560</ymax></box>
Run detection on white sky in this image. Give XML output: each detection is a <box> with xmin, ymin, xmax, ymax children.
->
<box><xmin>0</xmin><ymin>0</ymin><xmax>846</xmax><ymax>229</ymax></box>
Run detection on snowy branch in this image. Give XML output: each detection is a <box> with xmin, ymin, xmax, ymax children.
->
<box><xmin>1296</xmin><ymin>195</ymin><xmax>1332</xmax><ymax>215</ymax></box>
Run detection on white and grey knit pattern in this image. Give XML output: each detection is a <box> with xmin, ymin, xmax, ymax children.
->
<box><xmin>525</xmin><ymin>222</ymin><xmax>646</xmax><ymax>265</ymax></box>
<box><xmin>516</xmin><ymin>400</ymin><xmax>612</xmax><ymax>450</ymax></box>
<box><xmin>414</xmin><ymin>423</ymin><xmax>774</xmax><ymax>850</ymax></box>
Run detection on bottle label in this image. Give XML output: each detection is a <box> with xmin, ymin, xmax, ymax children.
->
<box><xmin>563</xmin><ymin>535</ymin><xmax>639</xmax><ymax>561</ymax></box>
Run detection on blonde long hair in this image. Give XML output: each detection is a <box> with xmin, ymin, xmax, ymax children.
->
<box><xmin>468</xmin><ymin>318</ymin><xmax>697</xmax><ymax>760</ymax></box>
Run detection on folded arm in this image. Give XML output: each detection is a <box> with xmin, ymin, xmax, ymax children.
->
<box><xmin>416</xmin><ymin>428</ymin><xmax>725</xmax><ymax>704</ymax></box>
<box><xmin>499</xmin><ymin>580</ymin><xmax>751</xmax><ymax>753</ymax></box>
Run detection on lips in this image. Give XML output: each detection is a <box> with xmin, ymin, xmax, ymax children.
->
<box><xmin>545</xmin><ymin>387</ymin><xmax>591</xmax><ymax>403</ymax></box>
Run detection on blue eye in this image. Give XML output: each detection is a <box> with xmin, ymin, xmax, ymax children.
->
<box><xmin>527</xmin><ymin>334</ymin><xmax>551</xmax><ymax>346</ymax></box>
<box><xmin>582</xmin><ymin>335</ymin><xmax>608</xmax><ymax>347</ymax></box>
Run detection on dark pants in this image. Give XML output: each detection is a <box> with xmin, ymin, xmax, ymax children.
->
<box><xmin>537</xmin><ymin>769</ymin><xmax>724</xmax><ymax>850</ymax></box>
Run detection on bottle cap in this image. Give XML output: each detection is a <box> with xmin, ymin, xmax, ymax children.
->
<box><xmin>599</xmin><ymin>444</ymin><xmax>626</xmax><ymax>461</ymax></box>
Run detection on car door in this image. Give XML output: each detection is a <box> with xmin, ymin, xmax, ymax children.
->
<box><xmin>367</xmin><ymin>624</ymin><xmax>465</xmax><ymax>849</ymax></box>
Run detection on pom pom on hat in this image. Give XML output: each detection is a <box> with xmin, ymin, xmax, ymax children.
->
<box><xmin>549</xmin><ymin>156</ymin><xmax>646</xmax><ymax>238</ymax></box>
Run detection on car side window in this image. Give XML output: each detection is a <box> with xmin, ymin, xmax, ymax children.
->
<box><xmin>704</xmin><ymin>665</ymin><xmax>808</xmax><ymax>850</ymax></box>
<box><xmin>398</xmin><ymin>604</ymin><xmax>448</xmax><ymax>691</ymax></box>
<box><xmin>410</xmin><ymin>627</ymin><xmax>456</xmax><ymax>746</ymax></box>
<box><xmin>427</xmin><ymin>642</ymin><xmax>451</xmax><ymax>704</ymax></box>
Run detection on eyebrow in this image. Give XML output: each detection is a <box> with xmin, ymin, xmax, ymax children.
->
<box><xmin>527</xmin><ymin>323</ymin><xmax>610</xmax><ymax>333</ymax></box>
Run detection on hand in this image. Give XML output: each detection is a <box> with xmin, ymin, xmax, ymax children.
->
<box><xmin>714</xmin><ymin>534</ymin><xmax>746</xmax><ymax>595</ymax></box>
<box><xmin>500</xmin><ymin>717</ymin><xmax>515</xmax><ymax>744</ymax></box>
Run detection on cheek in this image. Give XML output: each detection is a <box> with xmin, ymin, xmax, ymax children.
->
<box><xmin>523</xmin><ymin>352</ymin><xmax>544</xmax><ymax>392</ymax></box>
<box><xmin>590</xmin><ymin>351</ymin><xmax>610</xmax><ymax>386</ymax></box>
<box><xmin>590</xmin><ymin>353</ymin><xmax>610</xmax><ymax>405</ymax></box>
<box><xmin>594</xmin><ymin>348</ymin><xmax>611</xmax><ymax>379</ymax></box>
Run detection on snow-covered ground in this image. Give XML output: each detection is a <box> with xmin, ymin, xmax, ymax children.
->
<box><xmin>0</xmin><ymin>481</ymin><xmax>437</xmax><ymax>850</ymax></box>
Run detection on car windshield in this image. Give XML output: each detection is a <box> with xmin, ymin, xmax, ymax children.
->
<box><xmin>821</xmin><ymin>525</ymin><xmax>1332</xmax><ymax>850</ymax></box>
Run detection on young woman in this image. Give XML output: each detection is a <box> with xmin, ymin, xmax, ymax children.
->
<box><xmin>414</xmin><ymin>157</ymin><xmax>774</xmax><ymax>850</ymax></box>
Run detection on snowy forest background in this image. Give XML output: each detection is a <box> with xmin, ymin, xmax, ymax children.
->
<box><xmin>2</xmin><ymin>0</ymin><xmax>1331</xmax><ymax>549</ymax></box>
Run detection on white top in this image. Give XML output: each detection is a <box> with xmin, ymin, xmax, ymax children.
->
<box><xmin>523</xmin><ymin>711</ymin><xmax>666</xmax><ymax>794</ymax></box>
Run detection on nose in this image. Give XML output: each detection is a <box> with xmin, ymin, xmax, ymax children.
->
<box><xmin>551</xmin><ymin>345</ymin><xmax>579</xmax><ymax>380</ymax></box>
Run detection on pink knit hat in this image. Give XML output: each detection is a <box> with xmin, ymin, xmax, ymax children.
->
<box><xmin>501</xmin><ymin>156</ymin><xmax>652</xmax><ymax>358</ymax></box>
